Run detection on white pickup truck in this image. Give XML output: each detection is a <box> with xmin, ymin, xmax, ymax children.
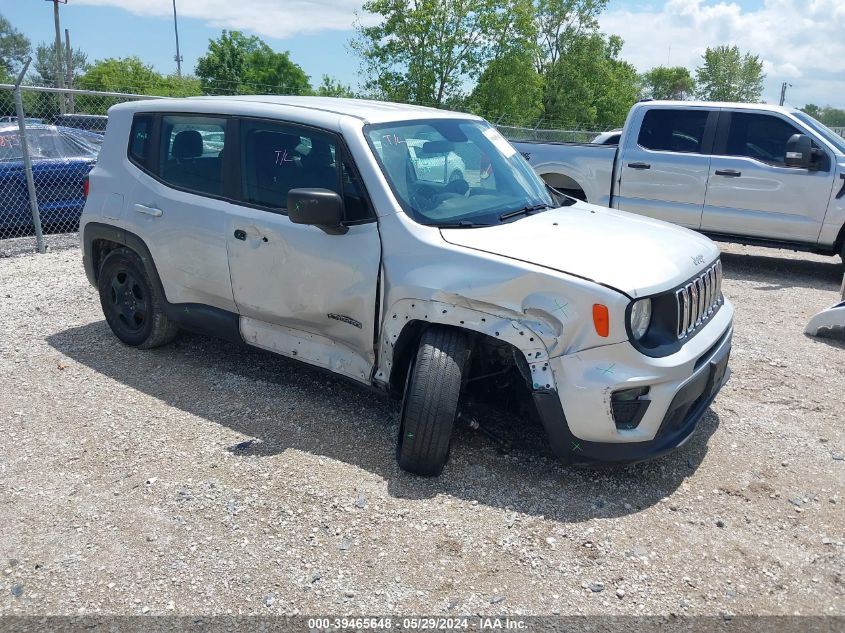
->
<box><xmin>513</xmin><ymin>101</ymin><xmax>845</xmax><ymax>262</ymax></box>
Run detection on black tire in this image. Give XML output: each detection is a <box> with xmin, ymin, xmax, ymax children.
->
<box><xmin>98</xmin><ymin>247</ymin><xmax>178</xmax><ymax>349</ymax></box>
<box><xmin>397</xmin><ymin>326</ymin><xmax>469</xmax><ymax>476</ymax></box>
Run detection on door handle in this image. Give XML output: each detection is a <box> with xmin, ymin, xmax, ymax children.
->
<box><xmin>628</xmin><ymin>162</ymin><xmax>651</xmax><ymax>170</ymax></box>
<box><xmin>233</xmin><ymin>229</ymin><xmax>247</xmax><ymax>241</ymax></box>
<box><xmin>134</xmin><ymin>203</ymin><xmax>162</xmax><ymax>217</ymax></box>
<box><xmin>714</xmin><ymin>169</ymin><xmax>742</xmax><ymax>177</ymax></box>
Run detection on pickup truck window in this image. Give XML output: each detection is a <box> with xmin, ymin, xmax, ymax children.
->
<box><xmin>724</xmin><ymin>113</ymin><xmax>801</xmax><ymax>166</ymax></box>
<box><xmin>158</xmin><ymin>115</ymin><xmax>227</xmax><ymax>196</ymax></box>
<box><xmin>365</xmin><ymin>119</ymin><xmax>554</xmax><ymax>227</ymax></box>
<box><xmin>638</xmin><ymin>109</ymin><xmax>709</xmax><ymax>154</ymax></box>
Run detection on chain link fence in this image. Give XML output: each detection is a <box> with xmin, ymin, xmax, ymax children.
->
<box><xmin>495</xmin><ymin>122</ymin><xmax>610</xmax><ymax>143</ymax></box>
<box><xmin>0</xmin><ymin>78</ymin><xmax>162</xmax><ymax>256</ymax></box>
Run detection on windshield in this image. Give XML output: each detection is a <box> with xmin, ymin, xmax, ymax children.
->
<box><xmin>792</xmin><ymin>111</ymin><xmax>845</xmax><ymax>155</ymax></box>
<box><xmin>365</xmin><ymin>119</ymin><xmax>560</xmax><ymax>227</ymax></box>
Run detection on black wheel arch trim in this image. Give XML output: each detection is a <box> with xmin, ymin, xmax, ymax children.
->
<box><xmin>83</xmin><ymin>222</ymin><xmax>242</xmax><ymax>344</ymax></box>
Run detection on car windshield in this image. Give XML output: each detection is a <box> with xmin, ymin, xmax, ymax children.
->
<box><xmin>365</xmin><ymin>119</ymin><xmax>563</xmax><ymax>227</ymax></box>
<box><xmin>792</xmin><ymin>111</ymin><xmax>845</xmax><ymax>155</ymax></box>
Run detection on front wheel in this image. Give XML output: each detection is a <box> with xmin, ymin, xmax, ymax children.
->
<box><xmin>397</xmin><ymin>327</ymin><xmax>469</xmax><ymax>476</ymax></box>
<box><xmin>98</xmin><ymin>247</ymin><xmax>178</xmax><ymax>349</ymax></box>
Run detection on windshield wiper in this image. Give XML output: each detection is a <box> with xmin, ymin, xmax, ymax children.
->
<box><xmin>435</xmin><ymin>220</ymin><xmax>493</xmax><ymax>228</ymax></box>
<box><xmin>498</xmin><ymin>203</ymin><xmax>552</xmax><ymax>222</ymax></box>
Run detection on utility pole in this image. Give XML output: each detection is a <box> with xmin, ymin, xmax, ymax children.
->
<box><xmin>50</xmin><ymin>0</ymin><xmax>67</xmax><ymax>114</ymax></box>
<box><xmin>172</xmin><ymin>0</ymin><xmax>183</xmax><ymax>78</ymax></box>
<box><xmin>779</xmin><ymin>82</ymin><xmax>791</xmax><ymax>106</ymax></box>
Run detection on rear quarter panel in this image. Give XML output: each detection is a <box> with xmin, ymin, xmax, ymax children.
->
<box><xmin>511</xmin><ymin>141</ymin><xmax>617</xmax><ymax>206</ymax></box>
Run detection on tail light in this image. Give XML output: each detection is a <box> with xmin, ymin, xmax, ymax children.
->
<box><xmin>83</xmin><ymin>175</ymin><xmax>90</xmax><ymax>198</ymax></box>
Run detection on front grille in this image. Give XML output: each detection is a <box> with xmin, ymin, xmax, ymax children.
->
<box><xmin>675</xmin><ymin>261</ymin><xmax>722</xmax><ymax>339</ymax></box>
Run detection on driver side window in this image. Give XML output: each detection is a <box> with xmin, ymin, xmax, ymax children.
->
<box><xmin>724</xmin><ymin>113</ymin><xmax>802</xmax><ymax>166</ymax></box>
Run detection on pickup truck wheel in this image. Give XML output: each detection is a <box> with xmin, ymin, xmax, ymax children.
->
<box><xmin>397</xmin><ymin>326</ymin><xmax>469</xmax><ymax>476</ymax></box>
<box><xmin>98</xmin><ymin>247</ymin><xmax>178</xmax><ymax>349</ymax></box>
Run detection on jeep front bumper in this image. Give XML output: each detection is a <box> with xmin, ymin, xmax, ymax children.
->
<box><xmin>535</xmin><ymin>299</ymin><xmax>733</xmax><ymax>464</ymax></box>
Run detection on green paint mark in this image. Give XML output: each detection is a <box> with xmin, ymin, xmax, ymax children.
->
<box><xmin>598</xmin><ymin>363</ymin><xmax>616</xmax><ymax>376</ymax></box>
<box><xmin>553</xmin><ymin>299</ymin><xmax>569</xmax><ymax>319</ymax></box>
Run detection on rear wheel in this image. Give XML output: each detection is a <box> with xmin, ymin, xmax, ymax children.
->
<box><xmin>397</xmin><ymin>327</ymin><xmax>469</xmax><ymax>476</ymax></box>
<box><xmin>98</xmin><ymin>247</ymin><xmax>178</xmax><ymax>349</ymax></box>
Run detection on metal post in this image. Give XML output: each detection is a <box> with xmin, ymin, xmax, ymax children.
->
<box><xmin>53</xmin><ymin>0</ymin><xmax>66</xmax><ymax>114</ymax></box>
<box><xmin>172</xmin><ymin>0</ymin><xmax>183</xmax><ymax>78</ymax></box>
<box><xmin>13</xmin><ymin>60</ymin><xmax>46</xmax><ymax>254</ymax></box>
<box><xmin>65</xmin><ymin>29</ymin><xmax>75</xmax><ymax>113</ymax></box>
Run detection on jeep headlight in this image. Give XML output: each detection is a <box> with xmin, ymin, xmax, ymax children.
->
<box><xmin>629</xmin><ymin>298</ymin><xmax>652</xmax><ymax>340</ymax></box>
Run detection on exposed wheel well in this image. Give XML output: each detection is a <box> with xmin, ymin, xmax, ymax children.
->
<box><xmin>388</xmin><ymin>322</ymin><xmax>535</xmax><ymax>403</ymax></box>
<box><xmin>540</xmin><ymin>172</ymin><xmax>586</xmax><ymax>201</ymax></box>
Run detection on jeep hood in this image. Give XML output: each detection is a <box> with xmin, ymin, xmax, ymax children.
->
<box><xmin>439</xmin><ymin>202</ymin><xmax>720</xmax><ymax>297</ymax></box>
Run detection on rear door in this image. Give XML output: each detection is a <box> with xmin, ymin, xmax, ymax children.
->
<box><xmin>616</xmin><ymin>107</ymin><xmax>717</xmax><ymax>229</ymax></box>
<box><xmin>224</xmin><ymin>117</ymin><xmax>381</xmax><ymax>383</ymax></box>
<box><xmin>701</xmin><ymin>110</ymin><xmax>835</xmax><ymax>243</ymax></box>
<box><xmin>124</xmin><ymin>113</ymin><xmax>238</xmax><ymax>312</ymax></box>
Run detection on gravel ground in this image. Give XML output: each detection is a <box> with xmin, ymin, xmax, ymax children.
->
<box><xmin>0</xmin><ymin>240</ymin><xmax>843</xmax><ymax>617</ymax></box>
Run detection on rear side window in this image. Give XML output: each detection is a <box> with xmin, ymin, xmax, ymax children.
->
<box><xmin>638</xmin><ymin>109</ymin><xmax>710</xmax><ymax>154</ymax></box>
<box><xmin>158</xmin><ymin>115</ymin><xmax>227</xmax><ymax>196</ymax></box>
<box><xmin>240</xmin><ymin>119</ymin><xmax>339</xmax><ymax>211</ymax></box>
<box><xmin>128</xmin><ymin>114</ymin><xmax>152</xmax><ymax>166</ymax></box>
<box><xmin>723</xmin><ymin>113</ymin><xmax>802</xmax><ymax>166</ymax></box>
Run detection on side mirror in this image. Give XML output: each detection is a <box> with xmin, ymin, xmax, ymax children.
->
<box><xmin>785</xmin><ymin>134</ymin><xmax>812</xmax><ymax>169</ymax></box>
<box><xmin>287</xmin><ymin>188</ymin><xmax>347</xmax><ymax>235</ymax></box>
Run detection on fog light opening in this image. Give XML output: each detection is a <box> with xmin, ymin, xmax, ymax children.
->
<box><xmin>611</xmin><ymin>386</ymin><xmax>650</xmax><ymax>430</ymax></box>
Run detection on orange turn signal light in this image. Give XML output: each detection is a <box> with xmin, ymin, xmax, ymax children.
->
<box><xmin>592</xmin><ymin>304</ymin><xmax>610</xmax><ymax>337</ymax></box>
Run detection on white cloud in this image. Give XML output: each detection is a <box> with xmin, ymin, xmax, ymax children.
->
<box><xmin>600</xmin><ymin>0</ymin><xmax>845</xmax><ymax>107</ymax></box>
<box><xmin>72</xmin><ymin>0</ymin><xmax>370</xmax><ymax>39</ymax></box>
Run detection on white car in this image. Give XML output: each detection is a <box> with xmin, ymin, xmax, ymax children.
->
<box><xmin>80</xmin><ymin>96</ymin><xmax>733</xmax><ymax>476</ymax></box>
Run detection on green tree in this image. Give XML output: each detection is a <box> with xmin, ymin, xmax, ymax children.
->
<box><xmin>315</xmin><ymin>75</ymin><xmax>356</xmax><ymax>98</ymax></box>
<box><xmin>78</xmin><ymin>56</ymin><xmax>164</xmax><ymax>93</ymax></box>
<box><xmin>0</xmin><ymin>13</ymin><xmax>30</xmax><ymax>77</ymax></box>
<box><xmin>543</xmin><ymin>33</ymin><xmax>639</xmax><ymax>128</ymax></box>
<box><xmin>801</xmin><ymin>104</ymin><xmax>845</xmax><ymax>128</ymax></box>
<box><xmin>353</xmin><ymin>0</ymin><xmax>525</xmax><ymax>107</ymax></box>
<box><xmin>641</xmin><ymin>66</ymin><xmax>695</xmax><ymax>100</ymax></box>
<box><xmin>195</xmin><ymin>30</ymin><xmax>311</xmax><ymax>95</ymax></box>
<box><xmin>158</xmin><ymin>74</ymin><xmax>203</xmax><ymax>97</ymax></box>
<box><xmin>695</xmin><ymin>45</ymin><xmax>765</xmax><ymax>102</ymax></box>
<box><xmin>468</xmin><ymin>47</ymin><xmax>542</xmax><ymax>125</ymax></box>
<box><xmin>533</xmin><ymin>0</ymin><xmax>607</xmax><ymax>76</ymax></box>
<box><xmin>33</xmin><ymin>42</ymin><xmax>89</xmax><ymax>86</ymax></box>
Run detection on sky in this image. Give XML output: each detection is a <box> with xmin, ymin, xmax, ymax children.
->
<box><xmin>4</xmin><ymin>0</ymin><xmax>844</xmax><ymax>108</ymax></box>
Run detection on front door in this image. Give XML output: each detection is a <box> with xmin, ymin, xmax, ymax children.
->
<box><xmin>225</xmin><ymin>118</ymin><xmax>381</xmax><ymax>384</ymax></box>
<box><xmin>701</xmin><ymin>111</ymin><xmax>835</xmax><ymax>243</ymax></box>
<box><xmin>615</xmin><ymin>107</ymin><xmax>716</xmax><ymax>229</ymax></box>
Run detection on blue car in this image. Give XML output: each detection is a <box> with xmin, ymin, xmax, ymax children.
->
<box><xmin>0</xmin><ymin>124</ymin><xmax>103</xmax><ymax>237</ymax></box>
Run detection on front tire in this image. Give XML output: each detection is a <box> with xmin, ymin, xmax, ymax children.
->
<box><xmin>397</xmin><ymin>327</ymin><xmax>469</xmax><ymax>476</ymax></box>
<box><xmin>98</xmin><ymin>247</ymin><xmax>178</xmax><ymax>349</ymax></box>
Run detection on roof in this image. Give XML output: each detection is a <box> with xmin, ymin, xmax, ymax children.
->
<box><xmin>637</xmin><ymin>100</ymin><xmax>797</xmax><ymax>114</ymax></box>
<box><xmin>113</xmin><ymin>95</ymin><xmax>482</xmax><ymax>126</ymax></box>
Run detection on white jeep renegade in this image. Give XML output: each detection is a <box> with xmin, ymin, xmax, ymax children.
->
<box><xmin>80</xmin><ymin>96</ymin><xmax>733</xmax><ymax>476</ymax></box>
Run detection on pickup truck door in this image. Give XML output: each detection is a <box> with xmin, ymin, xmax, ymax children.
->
<box><xmin>224</xmin><ymin>118</ymin><xmax>381</xmax><ymax>384</ymax></box>
<box><xmin>615</xmin><ymin>108</ymin><xmax>717</xmax><ymax>229</ymax></box>
<box><xmin>701</xmin><ymin>111</ymin><xmax>835</xmax><ymax>243</ymax></box>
